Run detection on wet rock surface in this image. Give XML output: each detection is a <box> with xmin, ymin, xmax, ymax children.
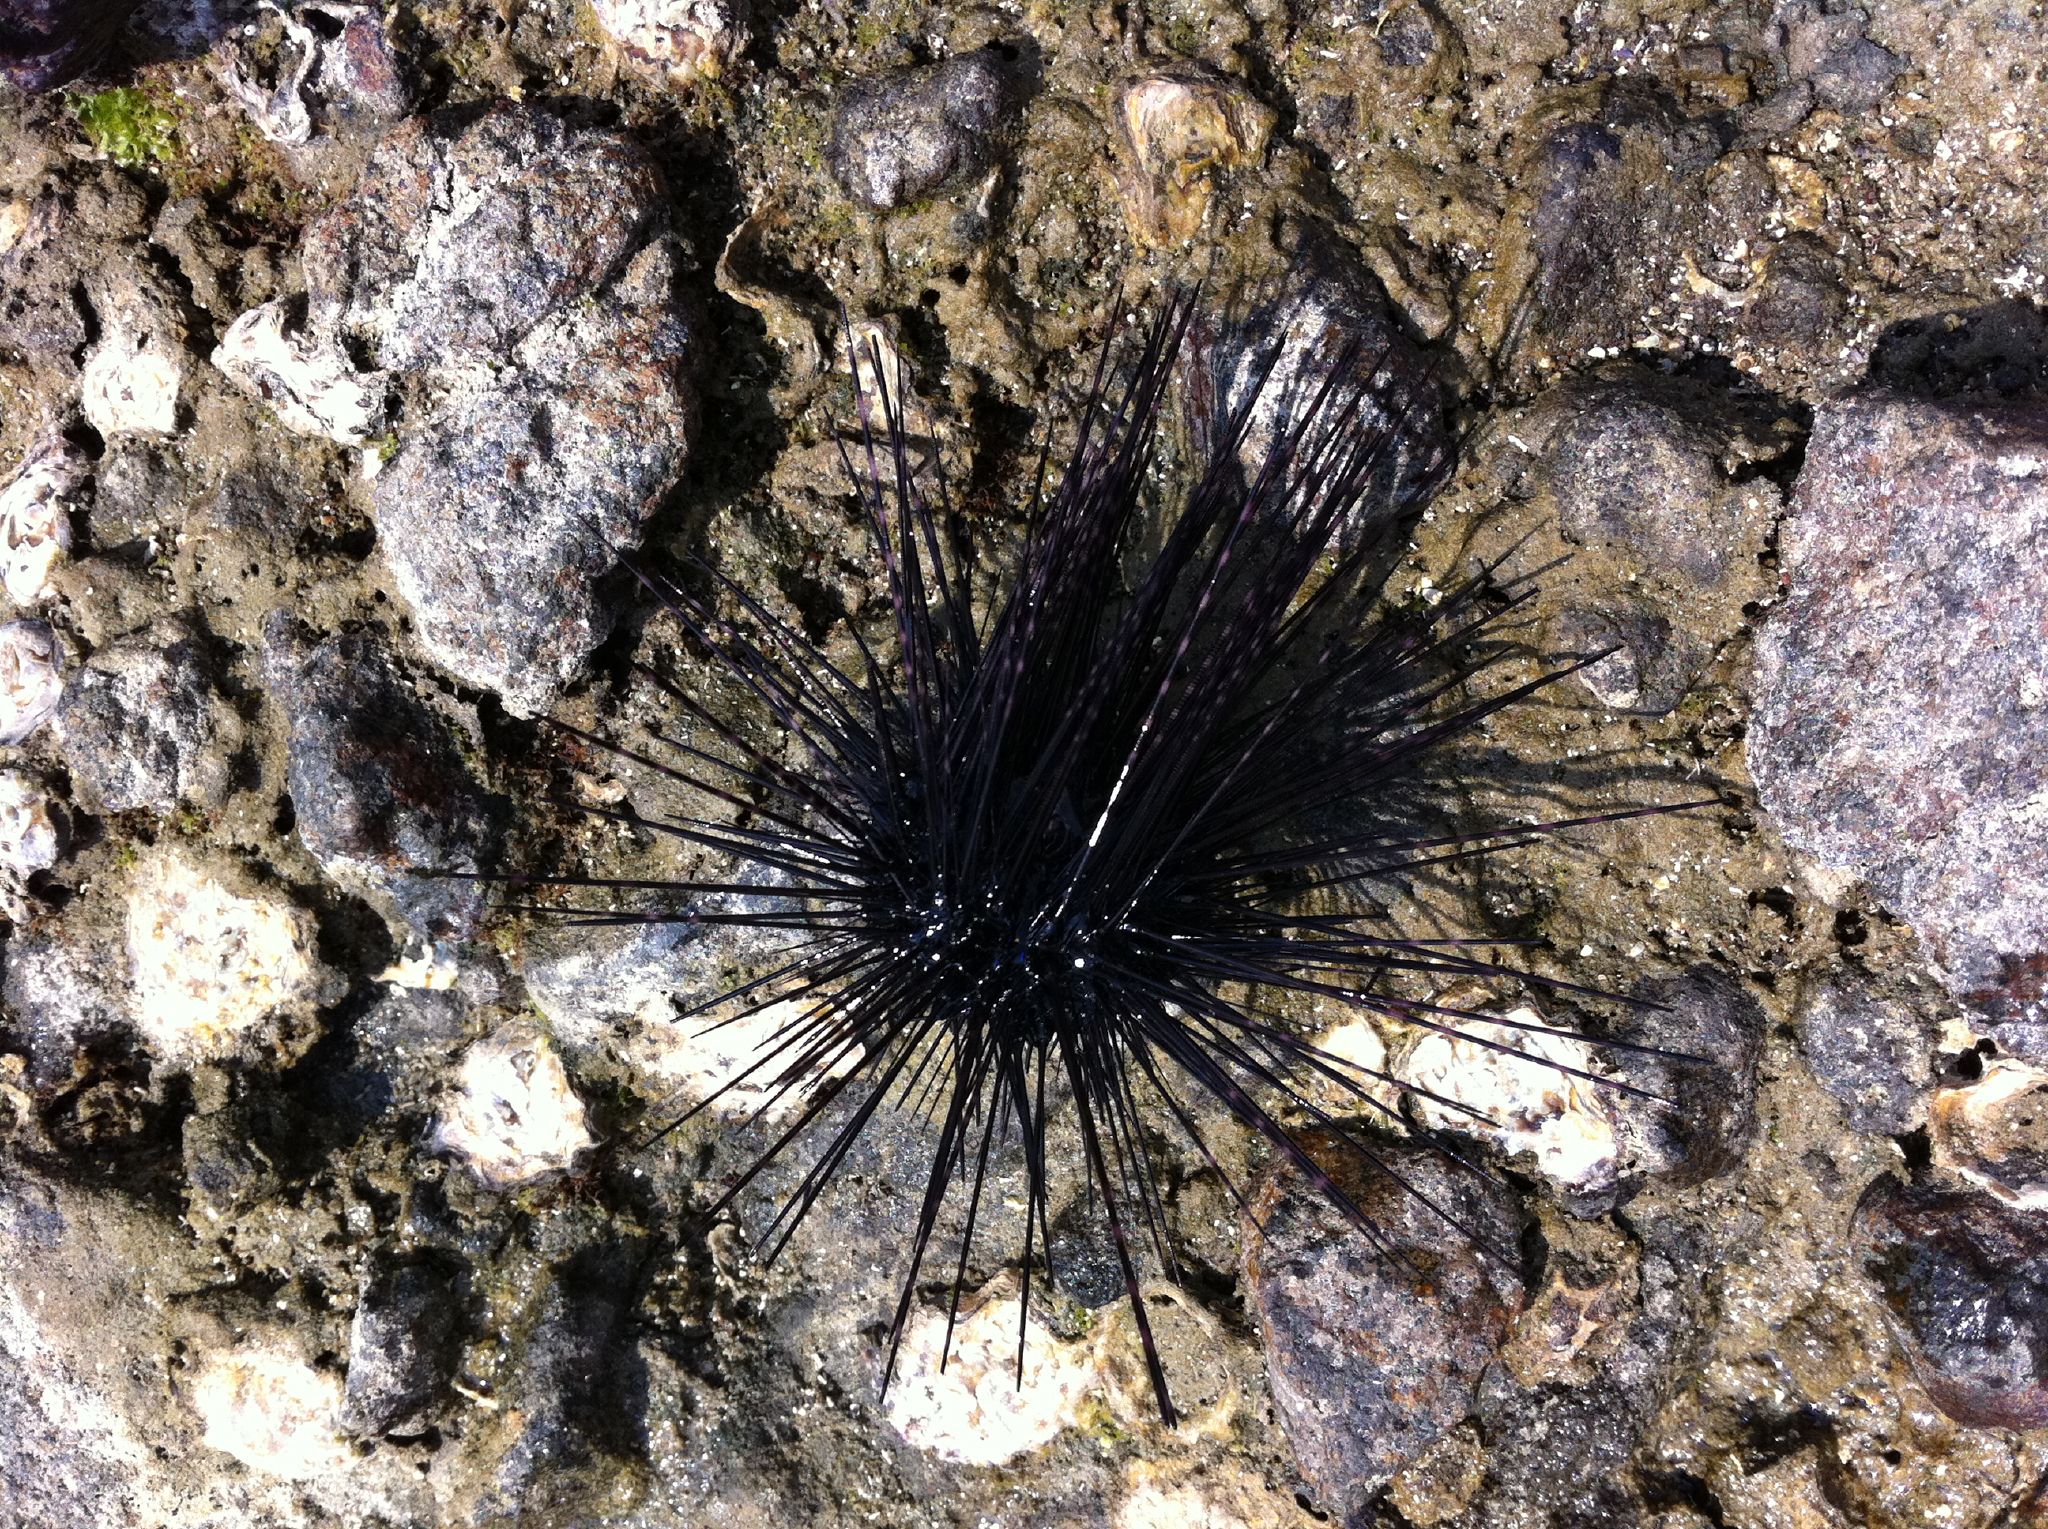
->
<box><xmin>2</xmin><ymin>0</ymin><xmax>2048</xmax><ymax>1524</ymax></box>
<box><xmin>1750</xmin><ymin>391</ymin><xmax>2048</xmax><ymax>1026</ymax></box>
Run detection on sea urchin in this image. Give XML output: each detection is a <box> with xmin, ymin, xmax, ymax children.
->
<box><xmin>517</xmin><ymin>294</ymin><xmax>1689</xmax><ymax>1423</ymax></box>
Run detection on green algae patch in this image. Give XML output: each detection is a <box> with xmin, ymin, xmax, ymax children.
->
<box><xmin>71</xmin><ymin>86</ymin><xmax>181</xmax><ymax>169</ymax></box>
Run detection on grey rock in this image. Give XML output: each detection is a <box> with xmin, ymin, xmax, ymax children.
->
<box><xmin>1796</xmin><ymin>971</ymin><xmax>1937</xmax><ymax>1136</ymax></box>
<box><xmin>1242</xmin><ymin>1133</ymin><xmax>1524</xmax><ymax>1518</ymax></box>
<box><xmin>1045</xmin><ymin>1194</ymin><xmax>1125</xmax><ymax>1309</ymax></box>
<box><xmin>829</xmin><ymin>46</ymin><xmax>1025</xmax><ymax>209</ymax></box>
<box><xmin>1</xmin><ymin>914</ymin><xmax>128</xmax><ymax>1086</ymax></box>
<box><xmin>371</xmin><ymin>242</ymin><xmax>694</xmax><ymax>714</ymax></box>
<box><xmin>262</xmin><ymin>616</ymin><xmax>501</xmax><ymax>939</ymax></box>
<box><xmin>54</xmin><ymin>617</ymin><xmax>244</xmax><ymax>814</ymax></box>
<box><xmin>352</xmin><ymin>984</ymin><xmax>476</xmax><ymax>1102</ymax></box>
<box><xmin>1775</xmin><ymin>0</ymin><xmax>1902</xmax><ymax>113</ymax></box>
<box><xmin>302</xmin><ymin>104</ymin><xmax>663</xmax><ymax>376</ymax></box>
<box><xmin>1749</xmin><ymin>391</ymin><xmax>2048</xmax><ymax>1025</ymax></box>
<box><xmin>292</xmin><ymin>103</ymin><xmax>697</xmax><ymax>712</ymax></box>
<box><xmin>521</xmin><ymin>917</ymin><xmax>696</xmax><ymax>1051</ymax></box>
<box><xmin>88</xmin><ymin>437</ymin><xmax>193</xmax><ymax>546</ymax></box>
<box><xmin>1854</xmin><ymin>1174</ymin><xmax>2048</xmax><ymax>1430</ymax></box>
<box><xmin>340</xmin><ymin>1258</ymin><xmax>461</xmax><ymax>1435</ymax></box>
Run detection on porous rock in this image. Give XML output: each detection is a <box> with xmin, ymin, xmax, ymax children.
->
<box><xmin>1242</xmin><ymin>1133</ymin><xmax>1524</xmax><ymax>1519</ymax></box>
<box><xmin>55</xmin><ymin>617</ymin><xmax>244</xmax><ymax>814</ymax></box>
<box><xmin>262</xmin><ymin>616</ymin><xmax>500</xmax><ymax>940</ymax></box>
<box><xmin>1854</xmin><ymin>1174</ymin><xmax>2048</xmax><ymax>1430</ymax></box>
<box><xmin>829</xmin><ymin>46</ymin><xmax>1026</xmax><ymax>210</ymax></box>
<box><xmin>0</xmin><ymin>436</ymin><xmax>83</xmax><ymax>607</ymax></box>
<box><xmin>0</xmin><ymin>617</ymin><xmax>64</xmax><ymax>743</ymax></box>
<box><xmin>592</xmin><ymin>0</ymin><xmax>746</xmax><ymax>87</ymax></box>
<box><xmin>456</xmin><ymin>1224</ymin><xmax>651</xmax><ymax>1521</ymax></box>
<box><xmin>429</xmin><ymin>1019</ymin><xmax>594</xmax><ymax>1188</ymax></box>
<box><xmin>1795</xmin><ymin>969</ymin><xmax>1938</xmax><ymax>1136</ymax></box>
<box><xmin>1749</xmin><ymin>391</ymin><xmax>2048</xmax><ymax>1025</ymax></box>
<box><xmin>124</xmin><ymin>846</ymin><xmax>331</xmax><ymax>1071</ymax></box>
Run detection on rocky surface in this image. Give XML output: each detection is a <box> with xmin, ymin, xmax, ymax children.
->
<box><xmin>1855</xmin><ymin>1176</ymin><xmax>2048</xmax><ymax>1431</ymax></box>
<box><xmin>829</xmin><ymin>47</ymin><xmax>1028</xmax><ymax>210</ymax></box>
<box><xmin>55</xmin><ymin>615</ymin><xmax>243</xmax><ymax>812</ymax></box>
<box><xmin>1750</xmin><ymin>391</ymin><xmax>2048</xmax><ymax>1026</ymax></box>
<box><xmin>262</xmin><ymin>616</ymin><xmax>499</xmax><ymax>940</ymax></box>
<box><xmin>0</xmin><ymin>0</ymin><xmax>2045</xmax><ymax>1525</ymax></box>
<box><xmin>1242</xmin><ymin>1135</ymin><xmax>1526</xmax><ymax>1519</ymax></box>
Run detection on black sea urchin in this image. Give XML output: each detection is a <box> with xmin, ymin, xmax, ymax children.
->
<box><xmin>522</xmin><ymin>295</ymin><xmax>1689</xmax><ymax>1422</ymax></box>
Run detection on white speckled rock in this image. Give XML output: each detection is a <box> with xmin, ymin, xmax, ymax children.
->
<box><xmin>125</xmin><ymin>848</ymin><xmax>329</xmax><ymax>1070</ymax></box>
<box><xmin>212</xmin><ymin>299</ymin><xmax>386</xmax><ymax>445</ymax></box>
<box><xmin>881</xmin><ymin>1278</ymin><xmax>1098</xmax><ymax>1466</ymax></box>
<box><xmin>430</xmin><ymin>1020</ymin><xmax>594</xmax><ymax>1187</ymax></box>
<box><xmin>0</xmin><ymin>438</ymin><xmax>83</xmax><ymax>608</ymax></box>
<box><xmin>80</xmin><ymin>280</ymin><xmax>185</xmax><ymax>438</ymax></box>
<box><xmin>1397</xmin><ymin>1005</ymin><xmax>1620</xmax><ymax>1209</ymax></box>
<box><xmin>190</xmin><ymin>1336</ymin><xmax>349</xmax><ymax>1480</ymax></box>
<box><xmin>0</xmin><ymin>768</ymin><xmax>62</xmax><ymax>922</ymax></box>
